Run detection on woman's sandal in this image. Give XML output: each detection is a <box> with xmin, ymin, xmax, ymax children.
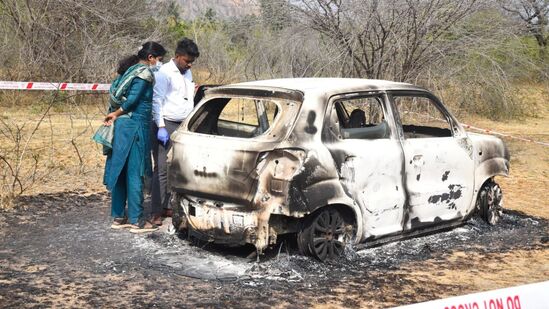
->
<box><xmin>111</xmin><ymin>217</ymin><xmax>132</xmax><ymax>229</ymax></box>
<box><xmin>129</xmin><ymin>220</ymin><xmax>158</xmax><ymax>234</ymax></box>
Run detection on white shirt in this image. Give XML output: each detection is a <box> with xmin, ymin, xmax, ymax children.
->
<box><xmin>152</xmin><ymin>59</ymin><xmax>195</xmax><ymax>127</ymax></box>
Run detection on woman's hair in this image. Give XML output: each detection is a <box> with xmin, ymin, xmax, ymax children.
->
<box><xmin>116</xmin><ymin>41</ymin><xmax>167</xmax><ymax>75</ymax></box>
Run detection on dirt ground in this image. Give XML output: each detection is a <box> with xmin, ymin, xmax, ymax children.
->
<box><xmin>1</xmin><ymin>99</ymin><xmax>548</xmax><ymax>308</ymax></box>
<box><xmin>0</xmin><ymin>192</ymin><xmax>547</xmax><ymax>308</ymax></box>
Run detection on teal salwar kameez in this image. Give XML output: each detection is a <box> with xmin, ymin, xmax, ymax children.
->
<box><xmin>103</xmin><ymin>66</ymin><xmax>153</xmax><ymax>225</ymax></box>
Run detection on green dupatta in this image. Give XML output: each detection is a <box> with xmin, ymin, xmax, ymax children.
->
<box><xmin>92</xmin><ymin>63</ymin><xmax>154</xmax><ymax>154</ymax></box>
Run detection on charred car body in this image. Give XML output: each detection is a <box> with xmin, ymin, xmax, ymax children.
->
<box><xmin>167</xmin><ymin>78</ymin><xmax>510</xmax><ymax>260</ymax></box>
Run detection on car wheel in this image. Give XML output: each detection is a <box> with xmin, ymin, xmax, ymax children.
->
<box><xmin>297</xmin><ymin>207</ymin><xmax>354</xmax><ymax>261</ymax></box>
<box><xmin>476</xmin><ymin>180</ymin><xmax>503</xmax><ymax>225</ymax></box>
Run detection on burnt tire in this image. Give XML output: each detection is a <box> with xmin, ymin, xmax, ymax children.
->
<box><xmin>476</xmin><ymin>180</ymin><xmax>503</xmax><ymax>225</ymax></box>
<box><xmin>297</xmin><ymin>207</ymin><xmax>354</xmax><ymax>261</ymax></box>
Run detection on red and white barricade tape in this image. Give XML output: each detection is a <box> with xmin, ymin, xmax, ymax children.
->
<box><xmin>0</xmin><ymin>81</ymin><xmax>110</xmax><ymax>91</ymax></box>
<box><xmin>461</xmin><ymin>123</ymin><xmax>549</xmax><ymax>147</ymax></box>
<box><xmin>393</xmin><ymin>280</ymin><xmax>549</xmax><ymax>309</ymax></box>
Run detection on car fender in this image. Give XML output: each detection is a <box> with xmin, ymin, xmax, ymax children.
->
<box><xmin>468</xmin><ymin>133</ymin><xmax>510</xmax><ymax>214</ymax></box>
<box><xmin>300</xmin><ymin>179</ymin><xmax>365</xmax><ymax>243</ymax></box>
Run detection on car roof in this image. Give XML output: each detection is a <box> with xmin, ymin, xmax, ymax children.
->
<box><xmin>225</xmin><ymin>78</ymin><xmax>426</xmax><ymax>96</ymax></box>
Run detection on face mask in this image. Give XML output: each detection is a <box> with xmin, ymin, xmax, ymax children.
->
<box><xmin>150</xmin><ymin>60</ymin><xmax>162</xmax><ymax>72</ymax></box>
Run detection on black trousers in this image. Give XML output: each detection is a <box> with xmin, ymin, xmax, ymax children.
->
<box><xmin>150</xmin><ymin>119</ymin><xmax>181</xmax><ymax>216</ymax></box>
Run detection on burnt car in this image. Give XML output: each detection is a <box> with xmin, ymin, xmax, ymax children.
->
<box><xmin>167</xmin><ymin>78</ymin><xmax>509</xmax><ymax>260</ymax></box>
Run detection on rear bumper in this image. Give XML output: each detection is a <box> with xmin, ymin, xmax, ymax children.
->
<box><xmin>179</xmin><ymin>197</ymin><xmax>263</xmax><ymax>247</ymax></box>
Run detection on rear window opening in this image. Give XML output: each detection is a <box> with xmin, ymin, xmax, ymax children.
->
<box><xmin>188</xmin><ymin>96</ymin><xmax>287</xmax><ymax>139</ymax></box>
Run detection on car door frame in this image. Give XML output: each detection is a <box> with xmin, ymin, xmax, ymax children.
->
<box><xmin>387</xmin><ymin>90</ymin><xmax>475</xmax><ymax>230</ymax></box>
<box><xmin>322</xmin><ymin>91</ymin><xmax>409</xmax><ymax>240</ymax></box>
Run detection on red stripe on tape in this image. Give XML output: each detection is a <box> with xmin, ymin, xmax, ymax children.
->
<box><xmin>0</xmin><ymin>80</ymin><xmax>110</xmax><ymax>91</ymax></box>
<box><xmin>462</xmin><ymin>122</ymin><xmax>549</xmax><ymax>147</ymax></box>
<box><xmin>393</xmin><ymin>280</ymin><xmax>549</xmax><ymax>309</ymax></box>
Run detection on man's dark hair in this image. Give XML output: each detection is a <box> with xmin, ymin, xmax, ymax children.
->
<box><xmin>175</xmin><ymin>38</ymin><xmax>200</xmax><ymax>58</ymax></box>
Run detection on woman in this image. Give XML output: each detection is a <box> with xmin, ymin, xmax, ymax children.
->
<box><xmin>103</xmin><ymin>42</ymin><xmax>166</xmax><ymax>233</ymax></box>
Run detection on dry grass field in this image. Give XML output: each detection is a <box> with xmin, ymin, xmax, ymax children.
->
<box><xmin>0</xmin><ymin>96</ymin><xmax>107</xmax><ymax>203</ymax></box>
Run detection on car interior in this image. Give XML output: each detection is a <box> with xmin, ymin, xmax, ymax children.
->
<box><xmin>189</xmin><ymin>97</ymin><xmax>278</xmax><ymax>138</ymax></box>
<box><xmin>335</xmin><ymin>100</ymin><xmax>390</xmax><ymax>140</ymax></box>
<box><xmin>393</xmin><ymin>96</ymin><xmax>453</xmax><ymax>139</ymax></box>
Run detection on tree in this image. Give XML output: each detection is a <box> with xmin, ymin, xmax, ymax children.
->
<box><xmin>259</xmin><ymin>0</ymin><xmax>291</xmax><ymax>30</ymax></box>
<box><xmin>290</xmin><ymin>0</ymin><xmax>481</xmax><ymax>81</ymax></box>
<box><xmin>0</xmin><ymin>0</ymin><xmax>163</xmax><ymax>82</ymax></box>
<box><xmin>502</xmin><ymin>0</ymin><xmax>549</xmax><ymax>59</ymax></box>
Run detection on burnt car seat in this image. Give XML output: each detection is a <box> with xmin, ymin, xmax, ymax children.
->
<box><xmin>348</xmin><ymin>109</ymin><xmax>366</xmax><ymax>128</ymax></box>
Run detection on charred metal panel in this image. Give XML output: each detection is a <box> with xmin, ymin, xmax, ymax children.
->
<box><xmin>335</xmin><ymin>142</ymin><xmax>407</xmax><ymax>239</ymax></box>
<box><xmin>402</xmin><ymin>137</ymin><xmax>475</xmax><ymax>229</ymax></box>
<box><xmin>427</xmin><ymin>184</ymin><xmax>464</xmax><ymax>210</ymax></box>
<box><xmin>252</xmin><ymin>148</ymin><xmax>307</xmax><ymax>215</ymax></box>
<box><xmin>468</xmin><ymin>133</ymin><xmax>510</xmax><ymax>214</ymax></box>
<box><xmin>179</xmin><ymin>196</ymin><xmax>260</xmax><ymax>246</ymax></box>
<box><xmin>286</xmin><ymin>151</ymin><xmax>330</xmax><ymax>213</ymax></box>
<box><xmin>206</xmin><ymin>86</ymin><xmax>304</xmax><ymax>102</ymax></box>
<box><xmin>456</xmin><ymin>136</ymin><xmax>474</xmax><ymax>159</ymax></box>
<box><xmin>169</xmin><ymin>135</ymin><xmax>263</xmax><ymax>205</ymax></box>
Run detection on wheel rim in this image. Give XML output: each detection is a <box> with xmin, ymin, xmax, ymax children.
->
<box><xmin>310</xmin><ymin>210</ymin><xmax>348</xmax><ymax>261</ymax></box>
<box><xmin>487</xmin><ymin>184</ymin><xmax>503</xmax><ymax>225</ymax></box>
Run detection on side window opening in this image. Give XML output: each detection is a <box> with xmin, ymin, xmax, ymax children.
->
<box><xmin>335</xmin><ymin>96</ymin><xmax>389</xmax><ymax>140</ymax></box>
<box><xmin>189</xmin><ymin>97</ymin><xmax>279</xmax><ymax>138</ymax></box>
<box><xmin>393</xmin><ymin>95</ymin><xmax>452</xmax><ymax>138</ymax></box>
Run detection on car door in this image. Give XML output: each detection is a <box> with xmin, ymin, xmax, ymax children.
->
<box><xmin>323</xmin><ymin>92</ymin><xmax>407</xmax><ymax>239</ymax></box>
<box><xmin>389</xmin><ymin>91</ymin><xmax>475</xmax><ymax>230</ymax></box>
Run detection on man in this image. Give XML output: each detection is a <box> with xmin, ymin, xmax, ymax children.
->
<box><xmin>150</xmin><ymin>38</ymin><xmax>199</xmax><ymax>224</ymax></box>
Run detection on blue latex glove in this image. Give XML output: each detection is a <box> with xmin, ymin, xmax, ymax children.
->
<box><xmin>157</xmin><ymin>127</ymin><xmax>169</xmax><ymax>146</ymax></box>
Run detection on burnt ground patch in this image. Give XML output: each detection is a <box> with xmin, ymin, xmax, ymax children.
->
<box><xmin>0</xmin><ymin>191</ymin><xmax>547</xmax><ymax>308</ymax></box>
